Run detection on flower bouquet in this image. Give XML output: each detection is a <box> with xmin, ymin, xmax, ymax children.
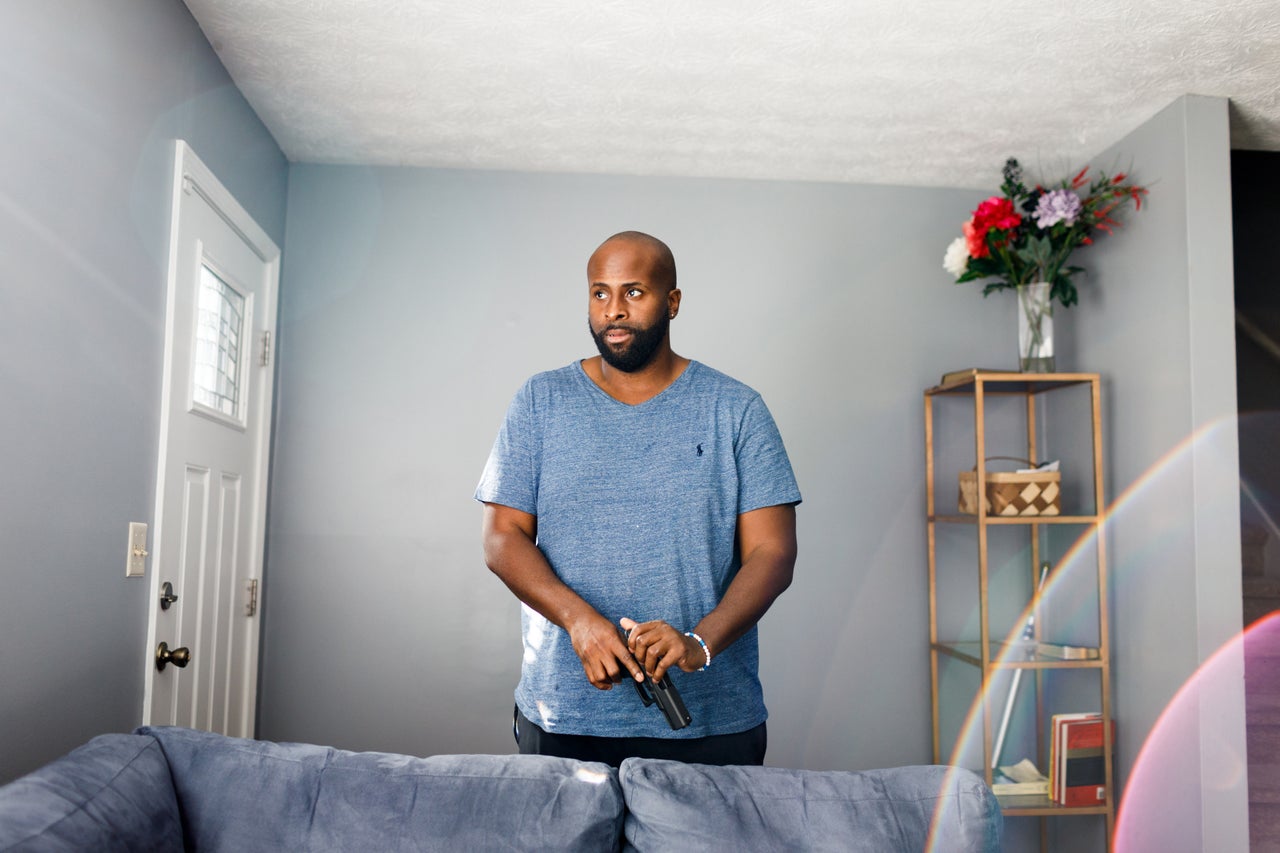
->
<box><xmin>943</xmin><ymin>158</ymin><xmax>1148</xmax><ymax>371</ymax></box>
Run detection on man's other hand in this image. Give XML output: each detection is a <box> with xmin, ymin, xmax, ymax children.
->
<box><xmin>620</xmin><ymin>617</ymin><xmax>701</xmax><ymax>682</ymax></box>
<box><xmin>568</xmin><ymin>613</ymin><xmax>644</xmax><ymax>689</ymax></box>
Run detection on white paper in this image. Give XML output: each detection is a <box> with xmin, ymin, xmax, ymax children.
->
<box><xmin>997</xmin><ymin>758</ymin><xmax>1048</xmax><ymax>784</ymax></box>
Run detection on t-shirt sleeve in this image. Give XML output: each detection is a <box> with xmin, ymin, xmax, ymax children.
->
<box><xmin>736</xmin><ymin>394</ymin><xmax>802</xmax><ymax>514</ymax></box>
<box><xmin>474</xmin><ymin>381</ymin><xmax>539</xmax><ymax>515</ymax></box>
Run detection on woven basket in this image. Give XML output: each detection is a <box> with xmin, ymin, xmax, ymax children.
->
<box><xmin>958</xmin><ymin>457</ymin><xmax>1061</xmax><ymax>517</ymax></box>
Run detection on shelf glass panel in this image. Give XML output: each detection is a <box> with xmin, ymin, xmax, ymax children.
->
<box><xmin>929</xmin><ymin>514</ymin><xmax>1100</xmax><ymax>525</ymax></box>
<box><xmin>934</xmin><ymin>641</ymin><xmax>1103</xmax><ymax>669</ymax></box>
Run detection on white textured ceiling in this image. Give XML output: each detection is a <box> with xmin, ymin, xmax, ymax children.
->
<box><xmin>183</xmin><ymin>0</ymin><xmax>1280</xmax><ymax>189</ymax></box>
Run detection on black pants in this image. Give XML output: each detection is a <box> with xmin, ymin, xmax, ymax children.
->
<box><xmin>514</xmin><ymin>707</ymin><xmax>766</xmax><ymax>768</ymax></box>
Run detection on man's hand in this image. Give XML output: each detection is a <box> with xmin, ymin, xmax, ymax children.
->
<box><xmin>620</xmin><ymin>617</ymin><xmax>702</xmax><ymax>682</ymax></box>
<box><xmin>569</xmin><ymin>612</ymin><xmax>645</xmax><ymax>690</ymax></box>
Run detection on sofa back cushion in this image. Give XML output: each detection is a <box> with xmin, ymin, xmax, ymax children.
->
<box><xmin>140</xmin><ymin>726</ymin><xmax>623</xmax><ymax>852</ymax></box>
<box><xmin>0</xmin><ymin>734</ymin><xmax>182</xmax><ymax>852</ymax></box>
<box><xmin>618</xmin><ymin>759</ymin><xmax>1001</xmax><ymax>853</ymax></box>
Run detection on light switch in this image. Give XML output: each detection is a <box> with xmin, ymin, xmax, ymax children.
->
<box><xmin>126</xmin><ymin>522</ymin><xmax>148</xmax><ymax>577</ymax></box>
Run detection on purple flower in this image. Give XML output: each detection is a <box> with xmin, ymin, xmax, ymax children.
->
<box><xmin>1034</xmin><ymin>189</ymin><xmax>1083</xmax><ymax>228</ymax></box>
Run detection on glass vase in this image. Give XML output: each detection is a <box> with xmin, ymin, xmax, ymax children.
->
<box><xmin>1017</xmin><ymin>282</ymin><xmax>1055</xmax><ymax>373</ymax></box>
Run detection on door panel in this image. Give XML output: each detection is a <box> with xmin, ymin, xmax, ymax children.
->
<box><xmin>143</xmin><ymin>141</ymin><xmax>278</xmax><ymax>737</ymax></box>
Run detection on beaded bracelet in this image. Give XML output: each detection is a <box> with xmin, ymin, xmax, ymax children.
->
<box><xmin>684</xmin><ymin>631</ymin><xmax>711</xmax><ymax>671</ymax></box>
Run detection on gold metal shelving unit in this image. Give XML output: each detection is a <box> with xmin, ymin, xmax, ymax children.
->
<box><xmin>924</xmin><ymin>371</ymin><xmax>1114</xmax><ymax>850</ymax></box>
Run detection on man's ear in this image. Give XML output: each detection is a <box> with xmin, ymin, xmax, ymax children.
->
<box><xmin>668</xmin><ymin>287</ymin><xmax>682</xmax><ymax>318</ymax></box>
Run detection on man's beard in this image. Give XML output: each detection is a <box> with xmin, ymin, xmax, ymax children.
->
<box><xmin>589</xmin><ymin>313</ymin><xmax>669</xmax><ymax>373</ymax></box>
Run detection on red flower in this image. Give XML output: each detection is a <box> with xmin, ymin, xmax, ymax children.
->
<box><xmin>962</xmin><ymin>219</ymin><xmax>990</xmax><ymax>258</ymax></box>
<box><xmin>972</xmin><ymin>196</ymin><xmax>1022</xmax><ymax>231</ymax></box>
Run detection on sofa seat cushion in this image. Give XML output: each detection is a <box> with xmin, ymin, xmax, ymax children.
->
<box><xmin>618</xmin><ymin>759</ymin><xmax>1001</xmax><ymax>853</ymax></box>
<box><xmin>0</xmin><ymin>733</ymin><xmax>182</xmax><ymax>852</ymax></box>
<box><xmin>139</xmin><ymin>726</ymin><xmax>623</xmax><ymax>852</ymax></box>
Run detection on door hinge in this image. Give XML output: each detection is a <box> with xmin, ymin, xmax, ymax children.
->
<box><xmin>245</xmin><ymin>578</ymin><xmax>259</xmax><ymax>617</ymax></box>
<box><xmin>259</xmin><ymin>331</ymin><xmax>272</xmax><ymax>367</ymax></box>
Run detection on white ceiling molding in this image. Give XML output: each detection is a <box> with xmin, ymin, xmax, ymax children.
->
<box><xmin>183</xmin><ymin>0</ymin><xmax>1280</xmax><ymax>189</ymax></box>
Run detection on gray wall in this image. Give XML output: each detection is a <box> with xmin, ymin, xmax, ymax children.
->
<box><xmin>259</xmin><ymin>165</ymin><xmax>1015</xmax><ymax>770</ymax></box>
<box><xmin>1075</xmin><ymin>96</ymin><xmax>1247</xmax><ymax>852</ymax></box>
<box><xmin>951</xmin><ymin>95</ymin><xmax>1246</xmax><ymax>852</ymax></box>
<box><xmin>0</xmin><ymin>0</ymin><xmax>287</xmax><ymax>782</ymax></box>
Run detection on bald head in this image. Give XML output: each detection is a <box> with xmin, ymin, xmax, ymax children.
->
<box><xmin>590</xmin><ymin>231</ymin><xmax>677</xmax><ymax>293</ymax></box>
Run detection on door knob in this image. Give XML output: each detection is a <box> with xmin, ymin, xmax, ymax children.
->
<box><xmin>156</xmin><ymin>642</ymin><xmax>191</xmax><ymax>672</ymax></box>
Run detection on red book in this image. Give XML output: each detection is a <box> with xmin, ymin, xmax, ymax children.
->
<box><xmin>1050</xmin><ymin>712</ymin><xmax>1098</xmax><ymax>802</ymax></box>
<box><xmin>1060</xmin><ymin>716</ymin><xmax>1114</xmax><ymax>806</ymax></box>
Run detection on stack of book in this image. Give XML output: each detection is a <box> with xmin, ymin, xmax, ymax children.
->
<box><xmin>991</xmin><ymin>757</ymin><xmax>1049</xmax><ymax>800</ymax></box>
<box><xmin>937</xmin><ymin>367</ymin><xmax>1007</xmax><ymax>387</ymax></box>
<box><xmin>1050</xmin><ymin>713</ymin><xmax>1114</xmax><ymax>806</ymax></box>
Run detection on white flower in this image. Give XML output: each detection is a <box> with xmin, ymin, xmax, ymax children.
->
<box><xmin>943</xmin><ymin>237</ymin><xmax>969</xmax><ymax>278</ymax></box>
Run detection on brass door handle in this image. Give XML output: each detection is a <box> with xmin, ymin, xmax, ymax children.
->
<box><xmin>156</xmin><ymin>642</ymin><xmax>191</xmax><ymax>672</ymax></box>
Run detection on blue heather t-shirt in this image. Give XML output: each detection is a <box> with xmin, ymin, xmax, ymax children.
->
<box><xmin>475</xmin><ymin>359</ymin><xmax>801</xmax><ymax>738</ymax></box>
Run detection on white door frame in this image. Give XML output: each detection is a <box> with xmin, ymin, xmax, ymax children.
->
<box><xmin>142</xmin><ymin>140</ymin><xmax>280</xmax><ymax>732</ymax></box>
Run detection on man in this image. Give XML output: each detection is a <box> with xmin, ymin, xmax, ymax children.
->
<box><xmin>475</xmin><ymin>231</ymin><xmax>800</xmax><ymax>767</ymax></box>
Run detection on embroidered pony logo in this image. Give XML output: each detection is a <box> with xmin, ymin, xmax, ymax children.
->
<box><xmin>696</xmin><ymin>444</ymin><xmax>703</xmax><ymax>456</ymax></box>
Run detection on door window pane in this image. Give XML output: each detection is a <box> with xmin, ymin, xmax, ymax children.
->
<box><xmin>193</xmin><ymin>265</ymin><xmax>245</xmax><ymax>419</ymax></box>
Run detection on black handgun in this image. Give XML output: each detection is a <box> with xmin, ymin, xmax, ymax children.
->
<box><xmin>620</xmin><ymin>629</ymin><xmax>692</xmax><ymax>730</ymax></box>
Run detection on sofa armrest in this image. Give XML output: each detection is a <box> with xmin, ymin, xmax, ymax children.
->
<box><xmin>0</xmin><ymin>733</ymin><xmax>182</xmax><ymax>852</ymax></box>
<box><xmin>619</xmin><ymin>760</ymin><xmax>1001</xmax><ymax>853</ymax></box>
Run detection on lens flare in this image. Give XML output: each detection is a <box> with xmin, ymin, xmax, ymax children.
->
<box><xmin>1111</xmin><ymin>613</ymin><xmax>1275</xmax><ymax>850</ymax></box>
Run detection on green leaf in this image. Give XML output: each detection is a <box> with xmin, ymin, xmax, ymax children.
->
<box><xmin>1016</xmin><ymin>235</ymin><xmax>1054</xmax><ymax>275</ymax></box>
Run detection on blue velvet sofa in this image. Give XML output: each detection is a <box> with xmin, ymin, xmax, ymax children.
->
<box><xmin>0</xmin><ymin>726</ymin><xmax>1001</xmax><ymax>851</ymax></box>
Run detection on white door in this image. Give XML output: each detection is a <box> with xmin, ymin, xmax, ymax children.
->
<box><xmin>142</xmin><ymin>141</ymin><xmax>279</xmax><ymax>736</ymax></box>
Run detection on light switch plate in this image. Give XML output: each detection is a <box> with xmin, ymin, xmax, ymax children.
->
<box><xmin>126</xmin><ymin>522</ymin><xmax>148</xmax><ymax>577</ymax></box>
